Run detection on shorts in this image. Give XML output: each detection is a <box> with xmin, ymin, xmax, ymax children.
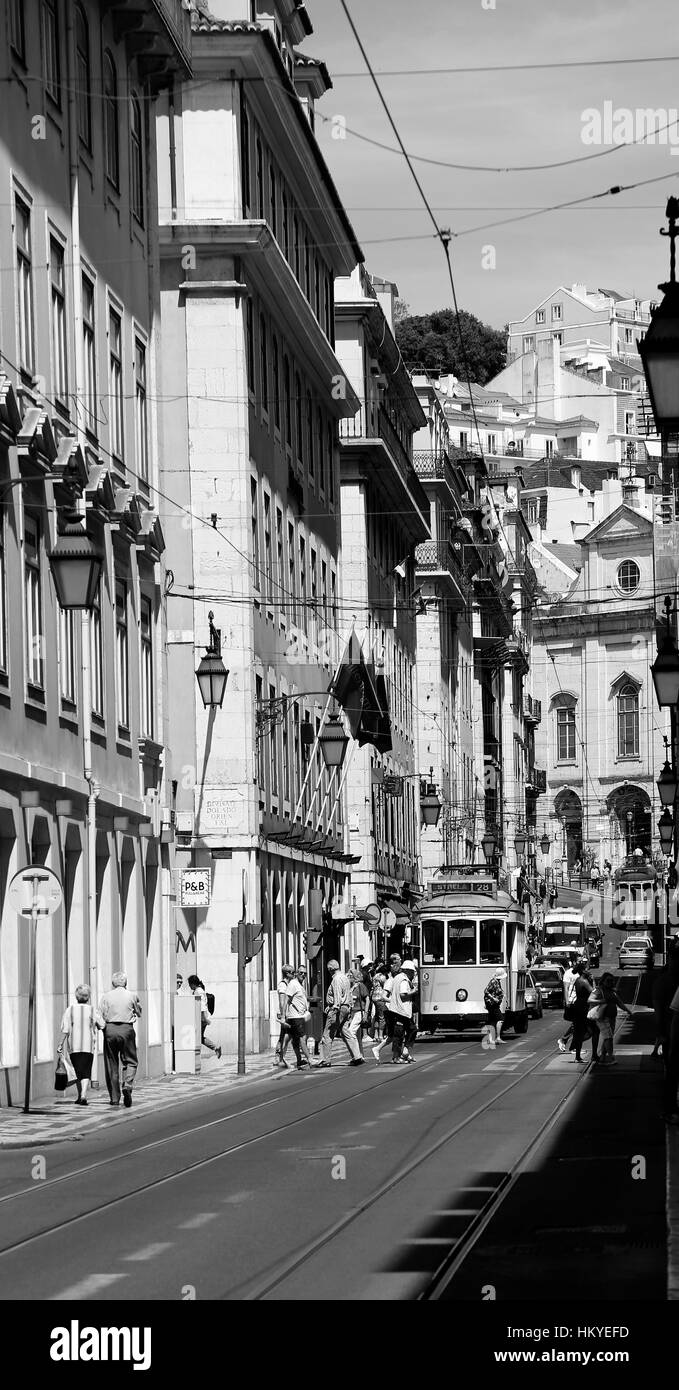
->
<box><xmin>69</xmin><ymin>1051</ymin><xmax>93</xmax><ymax>1080</ymax></box>
<box><xmin>486</xmin><ymin>1006</ymin><xmax>503</xmax><ymax>1026</ymax></box>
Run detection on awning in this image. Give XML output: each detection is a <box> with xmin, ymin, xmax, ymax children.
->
<box><xmin>378</xmin><ymin>895</ymin><xmax>411</xmax><ymax>920</ymax></box>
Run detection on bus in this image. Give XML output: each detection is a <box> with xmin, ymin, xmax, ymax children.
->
<box><xmin>414</xmin><ymin>866</ymin><xmax>528</xmax><ymax>1035</ymax></box>
<box><xmin>540</xmin><ymin>908</ymin><xmax>586</xmax><ymax>966</ymax></box>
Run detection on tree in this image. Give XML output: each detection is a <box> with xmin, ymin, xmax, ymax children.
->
<box><xmin>393</xmin><ymin>297</ymin><xmax>410</xmax><ymax>326</ymax></box>
<box><xmin>396</xmin><ymin>307</ymin><xmax>506</xmax><ymax>385</ymax></box>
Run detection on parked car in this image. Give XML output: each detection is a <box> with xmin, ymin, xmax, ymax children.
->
<box><xmin>524</xmin><ymin>971</ymin><xmax>543</xmax><ymax>1020</ymax></box>
<box><xmin>618</xmin><ymin>935</ymin><xmax>654</xmax><ymax>970</ymax></box>
<box><xmin>529</xmin><ymin>966</ymin><xmax>565</xmax><ymax>1009</ymax></box>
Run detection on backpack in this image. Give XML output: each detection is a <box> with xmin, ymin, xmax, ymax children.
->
<box><xmin>206</xmin><ymin>992</ymin><xmax>215</xmax><ymax>1016</ymax></box>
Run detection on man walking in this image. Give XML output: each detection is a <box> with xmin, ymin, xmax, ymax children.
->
<box><xmin>558</xmin><ymin>956</ymin><xmax>578</xmax><ymax>1053</ymax></box>
<box><xmin>98</xmin><ymin>971</ymin><xmax>142</xmax><ymax>1107</ymax></box>
<box><xmin>315</xmin><ymin>960</ymin><xmax>364</xmax><ymax>1067</ymax></box>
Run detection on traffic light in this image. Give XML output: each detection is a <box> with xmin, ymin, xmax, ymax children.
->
<box><xmin>305</xmin><ymin>929</ymin><xmax>322</xmax><ymax>959</ymax></box>
<box><xmin>306</xmin><ymin>888</ymin><xmax>323</xmax><ymax>959</ymax></box>
<box><xmin>244</xmin><ymin>921</ymin><xmax>265</xmax><ymax>963</ymax></box>
<box><xmin>302</xmin><ymin>932</ymin><xmax>308</xmax><ymax>954</ymax></box>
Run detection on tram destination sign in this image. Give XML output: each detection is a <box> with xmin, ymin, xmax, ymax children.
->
<box><xmin>180</xmin><ymin>868</ymin><xmax>212</xmax><ymax>908</ymax></box>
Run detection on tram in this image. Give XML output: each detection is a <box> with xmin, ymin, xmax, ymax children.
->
<box><xmin>612</xmin><ymin>857</ymin><xmax>659</xmax><ymax>934</ymax></box>
<box><xmin>414</xmin><ymin>866</ymin><xmax>528</xmax><ymax>1035</ymax></box>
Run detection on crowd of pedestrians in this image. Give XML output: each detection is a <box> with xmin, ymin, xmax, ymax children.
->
<box><xmin>273</xmin><ymin>953</ymin><xmax>420</xmax><ymax>1069</ymax></box>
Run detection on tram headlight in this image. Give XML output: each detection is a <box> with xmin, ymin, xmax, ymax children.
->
<box><xmin>456</xmin><ymin>988</ymin><xmax>468</xmax><ymax>1002</ymax></box>
<box><xmin>422</xmin><ymin>971</ymin><xmax>430</xmax><ymax>983</ymax></box>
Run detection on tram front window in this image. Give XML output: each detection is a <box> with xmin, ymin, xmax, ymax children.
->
<box><xmin>422</xmin><ymin>920</ymin><xmax>445</xmax><ymax>964</ymax></box>
<box><xmin>447</xmin><ymin>920</ymin><xmax>476</xmax><ymax>965</ymax></box>
<box><xmin>480</xmin><ymin>918</ymin><xmax>504</xmax><ymax>964</ymax></box>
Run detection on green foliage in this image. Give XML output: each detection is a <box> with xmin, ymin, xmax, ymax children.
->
<box><xmin>396</xmin><ymin>307</ymin><xmax>507</xmax><ymax>385</ymax></box>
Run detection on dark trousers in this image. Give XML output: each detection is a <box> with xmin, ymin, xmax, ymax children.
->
<box><xmin>390</xmin><ymin>1014</ymin><xmax>408</xmax><ymax>1060</ymax></box>
<box><xmin>103</xmin><ymin>1023</ymin><xmax>138</xmax><ymax>1102</ymax></box>
<box><xmin>572</xmin><ymin>1012</ymin><xmax>598</xmax><ymax>1060</ymax></box>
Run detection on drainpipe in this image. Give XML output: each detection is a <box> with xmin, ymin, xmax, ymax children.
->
<box><xmin>66</xmin><ymin>8</ymin><xmax>100</xmax><ymax>1083</ymax></box>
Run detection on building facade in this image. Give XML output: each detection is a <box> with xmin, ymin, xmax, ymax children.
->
<box><xmin>156</xmin><ymin>2</ymin><xmax>364</xmax><ymax>1052</ymax></box>
<box><xmin>0</xmin><ymin>0</ymin><xmax>190</xmax><ymax>1102</ymax></box>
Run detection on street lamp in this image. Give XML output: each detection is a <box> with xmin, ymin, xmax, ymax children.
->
<box><xmin>659</xmin><ymin>809</ymin><xmax>675</xmax><ymax>853</ymax></box>
<box><xmin>540</xmin><ymin>828</ymin><xmax>551</xmax><ymax>855</ymax></box>
<box><xmin>318</xmin><ymin>712</ymin><xmax>349</xmax><ymax>768</ymax></box>
<box><xmin>481</xmin><ymin>826</ymin><xmax>497</xmax><ymax>862</ymax></box>
<box><xmin>195</xmin><ymin>611</ymin><xmax>229</xmax><ymax>709</ymax></box>
<box><xmin>49</xmin><ymin>508</ymin><xmax>103</xmax><ymax>610</ymax></box>
<box><xmin>651</xmin><ymin>598</ymin><xmax>679</xmax><ymax>708</ymax></box>
<box><xmin>657</xmin><ymin>736</ymin><xmax>678</xmax><ymax>807</ymax></box>
<box><xmin>638</xmin><ymin>198</ymin><xmax>679</xmax><ymax>432</ymax></box>
<box><xmin>514</xmin><ymin>827</ymin><xmax>527</xmax><ymax>858</ymax></box>
<box><xmin>420</xmin><ymin>769</ymin><xmax>442</xmax><ymax>828</ymax></box>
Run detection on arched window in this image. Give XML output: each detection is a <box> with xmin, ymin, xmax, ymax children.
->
<box><xmin>130</xmin><ymin>93</ymin><xmax>144</xmax><ymax>224</ymax></box>
<box><xmin>103</xmin><ymin>52</ymin><xmax>119</xmax><ymax>187</ymax></box>
<box><xmin>617</xmin><ymin>559</ymin><xmax>640</xmax><ymax>593</ymax></box>
<box><xmin>617</xmin><ymin>683</ymin><xmax>639</xmax><ymax>758</ymax></box>
<box><xmin>75</xmin><ymin>6</ymin><xmax>91</xmax><ymax>149</ymax></box>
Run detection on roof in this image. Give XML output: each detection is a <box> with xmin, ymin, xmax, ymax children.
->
<box><xmin>543</xmin><ymin>541</ymin><xmax>582</xmax><ymax>570</ymax></box>
<box><xmin>521</xmin><ymin>458</ymin><xmax>657</xmax><ymax>493</ymax></box>
<box><xmin>597</xmin><ymin>287</ymin><xmax>625</xmax><ymax>301</ymax></box>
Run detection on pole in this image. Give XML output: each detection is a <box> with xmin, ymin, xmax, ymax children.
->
<box><xmin>23</xmin><ymin>872</ymin><xmax>48</xmax><ymax>1115</ymax></box>
<box><xmin>237</xmin><ymin>918</ymin><xmax>246</xmax><ymax>1076</ymax></box>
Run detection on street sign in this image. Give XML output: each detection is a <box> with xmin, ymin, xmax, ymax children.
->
<box><xmin>8</xmin><ymin>866</ymin><xmax>63</xmax><ymax>918</ymax></box>
<box><xmin>381</xmin><ymin>907</ymin><xmax>397</xmax><ymax>931</ymax></box>
<box><xmin>383</xmin><ymin>775</ymin><xmax>404</xmax><ymax>797</ymax></box>
<box><xmin>180</xmin><ymin>868</ymin><xmax>211</xmax><ymax>908</ymax></box>
<box><xmin>363</xmin><ymin>902</ymin><xmax>381</xmax><ymax>927</ymax></box>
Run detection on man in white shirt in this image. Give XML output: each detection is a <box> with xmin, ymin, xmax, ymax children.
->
<box><xmin>315</xmin><ymin>960</ymin><xmax>364</xmax><ymax>1067</ymax></box>
<box><xmin>558</xmin><ymin>957</ymin><xmax>578</xmax><ymax>1053</ymax></box>
<box><xmin>284</xmin><ymin>966</ymin><xmax>311</xmax><ymax>1069</ymax></box>
<box><xmin>385</xmin><ymin>960</ymin><xmax>416</xmax><ymax>1065</ymax></box>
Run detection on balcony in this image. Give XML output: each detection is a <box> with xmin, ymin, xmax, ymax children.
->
<box><xmin>415</xmin><ymin>539</ymin><xmax>468</xmax><ymax>609</ymax></box>
<box><xmin>339</xmin><ymin>404</ymin><xmax>429</xmax><ymax>540</ymax></box>
<box><xmin>340</xmin><ymin>403</ymin><xmax>413</xmax><ymax>487</ymax></box>
<box><xmin>101</xmin><ymin>0</ymin><xmax>192</xmax><ymax>81</ymax></box>
<box><xmin>526</xmin><ymin>768</ymin><xmax>547</xmax><ymax>795</ymax></box>
<box><xmin>505</xmin><ymin>627</ymin><xmax>530</xmax><ymax>672</ymax></box>
<box><xmin>523</xmin><ymin>694</ymin><xmax>542</xmax><ymax>725</ymax></box>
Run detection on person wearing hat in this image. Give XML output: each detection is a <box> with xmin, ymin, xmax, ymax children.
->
<box><xmin>400</xmin><ymin>960</ymin><xmax>419</xmax><ymax>1062</ymax></box>
<box><xmin>483</xmin><ymin>969</ymin><xmax>507</xmax><ymax>1047</ymax></box>
<box><xmin>375</xmin><ymin>958</ymin><xmax>416</xmax><ymax>1065</ymax></box>
<box><xmin>315</xmin><ymin>960</ymin><xmax>364</xmax><ymax>1068</ymax></box>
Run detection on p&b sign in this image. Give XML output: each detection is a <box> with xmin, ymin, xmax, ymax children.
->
<box><xmin>180</xmin><ymin>868</ymin><xmax>211</xmax><ymax>908</ymax></box>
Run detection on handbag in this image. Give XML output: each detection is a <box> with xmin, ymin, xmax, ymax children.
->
<box><xmin>54</xmin><ymin>1054</ymin><xmax>76</xmax><ymax>1091</ymax></box>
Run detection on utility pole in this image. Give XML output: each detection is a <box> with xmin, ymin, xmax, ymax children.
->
<box><xmin>231</xmin><ymin>917</ymin><xmax>266</xmax><ymax>1075</ymax></box>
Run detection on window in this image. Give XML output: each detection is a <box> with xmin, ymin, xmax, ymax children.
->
<box><xmin>140</xmin><ymin>595</ymin><xmax>153</xmax><ymax>738</ymax></box>
<box><xmin>108</xmin><ymin>307</ymin><xmax>124</xmax><ymax>460</ymax></box>
<box><xmin>246</xmin><ymin>299</ymin><xmax>254</xmax><ymax>393</ymax></box>
<box><xmin>323</xmin><ymin>275</ymin><xmax>331</xmax><ymax>337</ymax></box>
<box><xmin>556</xmin><ymin>706</ymin><xmax>576</xmax><ymax>761</ymax></box>
<box><xmin>283</xmin><ymin>355</ymin><xmax>291</xmax><ymax>447</ymax></box>
<box><xmin>617</xmin><ymin>560</ymin><xmax>640</xmax><ymax>593</ymax></box>
<box><xmin>259</xmin><ymin>314</ymin><xmax>269</xmax><ymax>413</ymax></box>
<box><xmin>59</xmin><ymin>609</ymin><xmax>77</xmax><ymax>706</ymax></box>
<box><xmin>103</xmin><ymin>53</ymin><xmax>119</xmax><ymax>186</ymax></box>
<box><xmin>135</xmin><ymin>338</ymin><xmax>148</xmax><ymax>480</ymax></box>
<box><xmin>272</xmin><ymin>337</ymin><xmax>280</xmax><ymax>432</ymax></box>
<box><xmin>251</xmin><ymin>478</ymin><xmax>260</xmax><ymax>589</ymax></box>
<box><xmin>316</xmin><ymin>408</ymin><xmax>324</xmax><ymax>492</ymax></box>
<box><xmin>255</xmin><ymin>674</ymin><xmax>263</xmax><ymax>787</ymax></box>
<box><xmin>263</xmin><ymin>492</ymin><xmax>273</xmax><ymax>601</ymax></box>
<box><xmin>295</xmin><ymin>373</ymin><xmax>303</xmax><ymax>461</ymax></box>
<box><xmin>293</xmin><ymin>215</ymin><xmax>301</xmax><ymax>281</ymax></box>
<box><xmin>269</xmin><ymin>165</ymin><xmax>277</xmax><ymax>238</ymax></box>
<box><xmin>269</xmin><ymin>683</ymin><xmax>278</xmax><ymax>797</ymax></box>
<box><xmin>282</xmin><ymin>187</ymin><xmax>289</xmax><ymax>260</ymax></box>
<box><xmin>314</xmin><ymin>256</ymin><xmax>321</xmax><ymax>321</ymax></box>
<box><xmin>0</xmin><ymin>509</ymin><xmax>7</xmax><ymax>675</ymax></box>
<box><xmin>523</xmin><ymin>335</ymin><xmax>535</xmax><ymax>352</ymax></box>
<box><xmin>282</xmin><ymin>698</ymin><xmax>290</xmax><ymax>800</ymax></box>
<box><xmin>15</xmin><ymin>198</ymin><xmax>34</xmax><ymax>376</ymax></box>
<box><xmin>115</xmin><ymin>579</ymin><xmax>129</xmax><ymax>730</ymax></box>
<box><xmin>299</xmin><ymin>535</ymin><xmax>306</xmax><ymax>618</ymax></box>
<box><xmin>49</xmin><ymin>237</ymin><xmax>68</xmax><ymax>403</ymax></box>
<box><xmin>276</xmin><ymin>507</ymin><xmax>283</xmax><ymax>597</ymax></box>
<box><xmin>130</xmin><ymin>95</ymin><xmax>144</xmax><ymax>225</ymax></box>
<box><xmin>625</xmin><ymin>327</ymin><xmax>634</xmax><ymax>344</ymax></box>
<box><xmin>459</xmin><ymin>430</ymin><xmax>468</xmax><ymax>450</ymax></box>
<box><xmin>241</xmin><ymin>100</ymin><xmax>250</xmax><ymax>212</ymax></box>
<box><xmin>9</xmin><ymin>0</ymin><xmax>25</xmax><ymax>60</ymax></box>
<box><xmin>480</xmin><ymin>919</ymin><xmax>503</xmax><ymax>964</ymax></box>
<box><xmin>447</xmin><ymin>921</ymin><xmax>476</xmax><ymax>965</ymax></box>
<box><xmin>75</xmin><ymin>6</ymin><xmax>91</xmax><ymax>148</ymax></box>
<box><xmin>545</xmin><ymin>439</ymin><xmax>554</xmax><ymax>459</ymax></box>
<box><xmin>617</xmin><ymin>684</ymin><xmax>639</xmax><ymax>758</ymax></box>
<box><xmin>82</xmin><ymin>273</ymin><xmax>97</xmax><ymax>432</ymax></box>
<box><xmin>487</xmin><ymin>433</ymin><xmax>497</xmax><ymax>454</ymax></box>
<box><xmin>321</xmin><ymin>559</ymin><xmax>328</xmax><ymax>628</ymax></box>
<box><xmin>553</xmin><ymin>331</ymin><xmax>563</xmax><ymax>345</ymax></box>
<box><xmin>306</xmin><ymin>392</ymin><xmax>314</xmax><ymax>481</ymax></box>
<box><xmin>526</xmin><ymin>497</ymin><xmax>539</xmax><ymax>524</ymax></box>
<box><xmin>287</xmin><ymin>520</ymin><xmax>296</xmax><ymax>626</ymax></box>
<box><xmin>24</xmin><ymin>516</ymin><xmax>43</xmax><ymax>689</ymax></box>
<box><xmin>620</xmin><ymin>376</ymin><xmax>630</xmax><ymax>391</ymax></box>
<box><xmin>90</xmin><ymin>589</ymin><xmax>104</xmax><ymax>718</ymax></box>
<box><xmin>41</xmin><ymin>0</ymin><xmax>60</xmax><ymax>104</ymax></box>
<box><xmin>304</xmin><ymin>242</ymin><xmax>311</xmax><ymax>300</ymax></box>
<box><xmin>422</xmin><ymin>919</ymin><xmax>445</xmax><ymax>964</ymax></box>
<box><xmin>255</xmin><ymin>137</ymin><xmax>264</xmax><ymax>217</ymax></box>
<box><xmin>552</xmin><ymin>303</ymin><xmax>562</xmax><ymax>320</ymax></box>
<box><xmin>327</xmin><ymin>421</ymin><xmax>335</xmax><ymax>505</ymax></box>
<box><xmin>536</xmin><ymin>309</ymin><xmax>545</xmax><ymax>324</ymax></box>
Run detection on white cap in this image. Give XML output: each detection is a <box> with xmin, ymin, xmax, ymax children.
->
<box><xmin>401</xmin><ymin>959</ymin><xmax>417</xmax><ymax>972</ymax></box>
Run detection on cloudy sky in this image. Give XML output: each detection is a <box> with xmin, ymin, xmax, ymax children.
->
<box><xmin>309</xmin><ymin>0</ymin><xmax>679</xmax><ymax>328</ymax></box>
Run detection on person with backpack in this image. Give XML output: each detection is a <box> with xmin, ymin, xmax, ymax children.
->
<box><xmin>188</xmin><ymin>975</ymin><xmax>222</xmax><ymax>1059</ymax></box>
<box><xmin>483</xmin><ymin>970</ymin><xmax>507</xmax><ymax>1047</ymax></box>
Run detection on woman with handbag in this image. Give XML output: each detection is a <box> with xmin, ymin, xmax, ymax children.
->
<box><xmin>58</xmin><ymin>985</ymin><xmax>104</xmax><ymax>1106</ymax></box>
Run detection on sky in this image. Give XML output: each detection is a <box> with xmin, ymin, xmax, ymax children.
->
<box><xmin>306</xmin><ymin>0</ymin><xmax>679</xmax><ymax>329</ymax></box>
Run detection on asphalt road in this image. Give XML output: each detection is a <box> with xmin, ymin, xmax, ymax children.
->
<box><xmin>0</xmin><ymin>964</ymin><xmax>666</xmax><ymax>1302</ymax></box>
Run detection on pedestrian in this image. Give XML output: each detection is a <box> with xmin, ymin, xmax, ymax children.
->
<box><xmin>382</xmin><ymin>959</ymin><xmax>416</xmax><ymax>1065</ymax></box>
<box><xmin>369</xmin><ymin>963</ymin><xmax>388</xmax><ymax>1041</ymax></box>
<box><xmin>557</xmin><ymin>956</ymin><xmax>578</xmax><ymax>1053</ymax></box>
<box><xmin>58</xmin><ymin>985</ymin><xmax>104</xmax><ymax>1107</ymax></box>
<box><xmin>282</xmin><ymin>963</ymin><xmax>311</xmax><ymax>1069</ymax></box>
<box><xmin>483</xmin><ymin>969</ymin><xmax>508</xmax><ymax>1047</ymax></box>
<box><xmin>347</xmin><ymin>966</ymin><xmax>368</xmax><ymax>1055</ymax></box>
<box><xmin>187</xmin><ymin>975</ymin><xmax>222</xmax><ymax>1059</ymax></box>
<box><xmin>570</xmin><ymin>962</ymin><xmax>598</xmax><ymax>1064</ymax></box>
<box><xmin>315</xmin><ymin>960</ymin><xmax>364</xmax><ymax>1067</ymax></box>
<box><xmin>590</xmin><ymin>863</ymin><xmax>600</xmax><ymax>889</ymax></box>
<box><xmin>274</xmin><ymin>969</ymin><xmax>292</xmax><ymax>1068</ymax></box>
<box><xmin>401</xmin><ymin>960</ymin><xmax>419</xmax><ymax>1061</ymax></box>
<box><xmin>593</xmin><ymin>973</ymin><xmax>632</xmax><ymax>1065</ymax></box>
<box><xmin>548</xmin><ymin>885</ymin><xmax>558</xmax><ymax>910</ymax></box>
<box><xmin>98</xmin><ymin>971</ymin><xmax>142</xmax><ymax>1107</ymax></box>
<box><xmin>603</xmin><ymin>859</ymin><xmax>612</xmax><ymax>884</ymax></box>
<box><xmin>371</xmin><ymin>953</ymin><xmax>402</xmax><ymax>1063</ymax></box>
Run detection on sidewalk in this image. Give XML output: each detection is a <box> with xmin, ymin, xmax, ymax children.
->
<box><xmin>0</xmin><ymin>1049</ymin><xmax>279</xmax><ymax>1148</ymax></box>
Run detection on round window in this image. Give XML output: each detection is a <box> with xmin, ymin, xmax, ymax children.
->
<box><xmin>617</xmin><ymin>560</ymin><xmax>640</xmax><ymax>593</ymax></box>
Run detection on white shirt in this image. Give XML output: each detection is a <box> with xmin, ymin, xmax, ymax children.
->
<box><xmin>563</xmin><ymin>968</ymin><xmax>577</xmax><ymax>1005</ymax></box>
<box><xmin>386</xmin><ymin>972</ymin><xmax>413</xmax><ymax>1019</ymax></box>
<box><xmin>286</xmin><ymin>979</ymin><xmax>308</xmax><ymax>1019</ymax></box>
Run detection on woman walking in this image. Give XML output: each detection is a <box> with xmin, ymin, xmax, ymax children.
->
<box><xmin>483</xmin><ymin>969</ymin><xmax>508</xmax><ymax>1047</ymax></box>
<box><xmin>187</xmin><ymin>975</ymin><xmax>222</xmax><ymax>1059</ymax></box>
<box><xmin>595</xmin><ymin>972</ymin><xmax>633</xmax><ymax>1064</ymax></box>
<box><xmin>58</xmin><ymin>985</ymin><xmax>103</xmax><ymax>1106</ymax></box>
